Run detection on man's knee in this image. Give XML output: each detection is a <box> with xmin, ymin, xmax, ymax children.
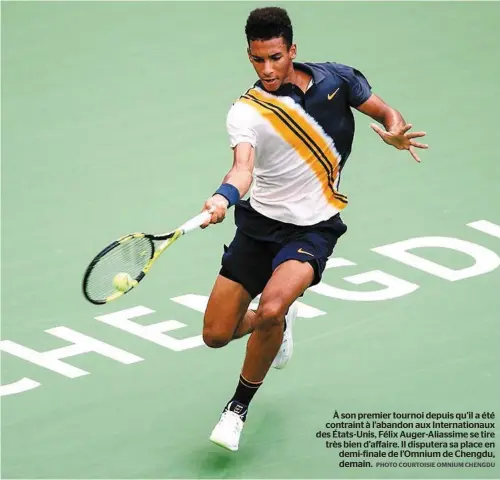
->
<box><xmin>202</xmin><ymin>318</ymin><xmax>233</xmax><ymax>348</ymax></box>
<box><xmin>256</xmin><ymin>299</ymin><xmax>287</xmax><ymax>330</ymax></box>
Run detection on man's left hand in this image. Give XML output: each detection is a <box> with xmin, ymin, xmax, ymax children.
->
<box><xmin>371</xmin><ymin>123</ymin><xmax>428</xmax><ymax>163</ymax></box>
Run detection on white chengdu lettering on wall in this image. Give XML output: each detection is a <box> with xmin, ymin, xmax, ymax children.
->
<box><xmin>1</xmin><ymin>220</ymin><xmax>498</xmax><ymax>397</ymax></box>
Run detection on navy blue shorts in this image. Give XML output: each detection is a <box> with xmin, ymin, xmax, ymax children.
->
<box><xmin>219</xmin><ymin>200</ymin><xmax>347</xmax><ymax>298</ymax></box>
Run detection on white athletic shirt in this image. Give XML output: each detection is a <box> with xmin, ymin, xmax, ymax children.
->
<box><xmin>226</xmin><ymin>83</ymin><xmax>347</xmax><ymax>226</ymax></box>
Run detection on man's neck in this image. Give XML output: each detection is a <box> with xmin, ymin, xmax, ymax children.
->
<box><xmin>285</xmin><ymin>65</ymin><xmax>312</xmax><ymax>93</ymax></box>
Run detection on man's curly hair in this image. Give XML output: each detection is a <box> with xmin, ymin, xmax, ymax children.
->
<box><xmin>245</xmin><ymin>7</ymin><xmax>293</xmax><ymax>47</ymax></box>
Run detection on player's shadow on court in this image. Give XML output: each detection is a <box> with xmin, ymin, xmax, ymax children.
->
<box><xmin>191</xmin><ymin>437</ymin><xmax>264</xmax><ymax>478</ymax></box>
<box><xmin>195</xmin><ymin>450</ymin><xmax>238</xmax><ymax>479</ymax></box>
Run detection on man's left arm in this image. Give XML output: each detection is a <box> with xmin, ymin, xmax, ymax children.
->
<box><xmin>356</xmin><ymin>94</ymin><xmax>428</xmax><ymax>163</ymax></box>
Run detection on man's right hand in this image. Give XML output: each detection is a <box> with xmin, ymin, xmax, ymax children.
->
<box><xmin>200</xmin><ymin>194</ymin><xmax>229</xmax><ymax>228</ymax></box>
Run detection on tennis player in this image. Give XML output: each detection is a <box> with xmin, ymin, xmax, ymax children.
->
<box><xmin>200</xmin><ymin>6</ymin><xmax>428</xmax><ymax>451</ymax></box>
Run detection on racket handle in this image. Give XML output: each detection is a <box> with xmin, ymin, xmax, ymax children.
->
<box><xmin>180</xmin><ymin>210</ymin><xmax>212</xmax><ymax>234</ymax></box>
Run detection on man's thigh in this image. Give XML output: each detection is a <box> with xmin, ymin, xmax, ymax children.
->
<box><xmin>203</xmin><ymin>229</ymin><xmax>277</xmax><ymax>340</ymax></box>
<box><xmin>272</xmin><ymin>214</ymin><xmax>347</xmax><ymax>287</ymax></box>
<box><xmin>203</xmin><ymin>274</ymin><xmax>253</xmax><ymax>344</ymax></box>
<box><xmin>219</xmin><ymin>229</ymin><xmax>277</xmax><ymax>299</ymax></box>
<box><xmin>256</xmin><ymin>259</ymin><xmax>315</xmax><ymax>325</ymax></box>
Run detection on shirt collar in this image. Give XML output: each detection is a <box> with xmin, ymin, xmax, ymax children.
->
<box><xmin>294</xmin><ymin>62</ymin><xmax>326</xmax><ymax>84</ymax></box>
<box><xmin>254</xmin><ymin>62</ymin><xmax>326</xmax><ymax>96</ymax></box>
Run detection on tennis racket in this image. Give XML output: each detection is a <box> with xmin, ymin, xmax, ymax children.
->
<box><xmin>82</xmin><ymin>210</ymin><xmax>212</xmax><ymax>305</ymax></box>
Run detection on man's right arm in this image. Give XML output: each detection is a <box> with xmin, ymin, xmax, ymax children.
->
<box><xmin>201</xmin><ymin>102</ymin><xmax>257</xmax><ymax>228</ymax></box>
<box><xmin>223</xmin><ymin>141</ymin><xmax>255</xmax><ymax>189</ymax></box>
<box><xmin>201</xmin><ymin>142</ymin><xmax>255</xmax><ymax>228</ymax></box>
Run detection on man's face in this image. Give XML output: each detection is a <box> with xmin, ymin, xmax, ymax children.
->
<box><xmin>247</xmin><ymin>37</ymin><xmax>296</xmax><ymax>91</ymax></box>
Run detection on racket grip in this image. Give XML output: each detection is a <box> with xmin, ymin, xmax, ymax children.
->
<box><xmin>180</xmin><ymin>210</ymin><xmax>212</xmax><ymax>234</ymax></box>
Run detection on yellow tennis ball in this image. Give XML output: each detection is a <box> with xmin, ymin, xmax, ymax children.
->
<box><xmin>113</xmin><ymin>272</ymin><xmax>133</xmax><ymax>292</ymax></box>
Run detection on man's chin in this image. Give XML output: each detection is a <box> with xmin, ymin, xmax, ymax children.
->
<box><xmin>262</xmin><ymin>79</ymin><xmax>280</xmax><ymax>90</ymax></box>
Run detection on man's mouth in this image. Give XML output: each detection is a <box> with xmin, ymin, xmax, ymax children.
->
<box><xmin>263</xmin><ymin>78</ymin><xmax>277</xmax><ymax>86</ymax></box>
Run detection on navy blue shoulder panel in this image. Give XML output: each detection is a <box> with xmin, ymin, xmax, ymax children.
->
<box><xmin>297</xmin><ymin>62</ymin><xmax>373</xmax><ymax>168</ymax></box>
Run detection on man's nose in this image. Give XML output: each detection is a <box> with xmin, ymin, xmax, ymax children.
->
<box><xmin>263</xmin><ymin>61</ymin><xmax>274</xmax><ymax>77</ymax></box>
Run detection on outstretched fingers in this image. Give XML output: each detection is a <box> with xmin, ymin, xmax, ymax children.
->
<box><xmin>407</xmin><ymin>131</ymin><xmax>427</xmax><ymax>139</ymax></box>
<box><xmin>370</xmin><ymin>123</ymin><xmax>386</xmax><ymax>138</ymax></box>
<box><xmin>402</xmin><ymin>123</ymin><xmax>413</xmax><ymax>134</ymax></box>
<box><xmin>409</xmin><ymin>146</ymin><xmax>421</xmax><ymax>163</ymax></box>
<box><xmin>410</xmin><ymin>140</ymin><xmax>429</xmax><ymax>149</ymax></box>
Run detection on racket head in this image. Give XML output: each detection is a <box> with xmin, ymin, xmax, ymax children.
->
<box><xmin>82</xmin><ymin>210</ymin><xmax>210</xmax><ymax>305</ymax></box>
<box><xmin>82</xmin><ymin>232</ymin><xmax>170</xmax><ymax>305</ymax></box>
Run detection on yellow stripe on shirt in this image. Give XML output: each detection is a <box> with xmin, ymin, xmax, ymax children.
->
<box><xmin>240</xmin><ymin>90</ymin><xmax>347</xmax><ymax>208</ymax></box>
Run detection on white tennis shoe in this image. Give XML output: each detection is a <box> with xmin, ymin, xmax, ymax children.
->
<box><xmin>209</xmin><ymin>401</ymin><xmax>246</xmax><ymax>452</ymax></box>
<box><xmin>272</xmin><ymin>302</ymin><xmax>298</xmax><ymax>369</ymax></box>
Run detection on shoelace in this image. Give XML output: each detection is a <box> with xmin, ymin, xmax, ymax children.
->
<box><xmin>220</xmin><ymin>411</ymin><xmax>243</xmax><ymax>435</ymax></box>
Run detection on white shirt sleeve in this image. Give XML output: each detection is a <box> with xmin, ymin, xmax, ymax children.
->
<box><xmin>226</xmin><ymin>101</ymin><xmax>257</xmax><ymax>148</ymax></box>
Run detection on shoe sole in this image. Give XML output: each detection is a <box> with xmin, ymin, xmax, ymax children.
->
<box><xmin>209</xmin><ymin>433</ymin><xmax>238</xmax><ymax>452</ymax></box>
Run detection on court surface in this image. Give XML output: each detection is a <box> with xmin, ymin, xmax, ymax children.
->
<box><xmin>1</xmin><ymin>1</ymin><xmax>499</xmax><ymax>479</ymax></box>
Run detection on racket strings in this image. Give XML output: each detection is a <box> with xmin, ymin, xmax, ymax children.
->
<box><xmin>85</xmin><ymin>236</ymin><xmax>154</xmax><ymax>302</ymax></box>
